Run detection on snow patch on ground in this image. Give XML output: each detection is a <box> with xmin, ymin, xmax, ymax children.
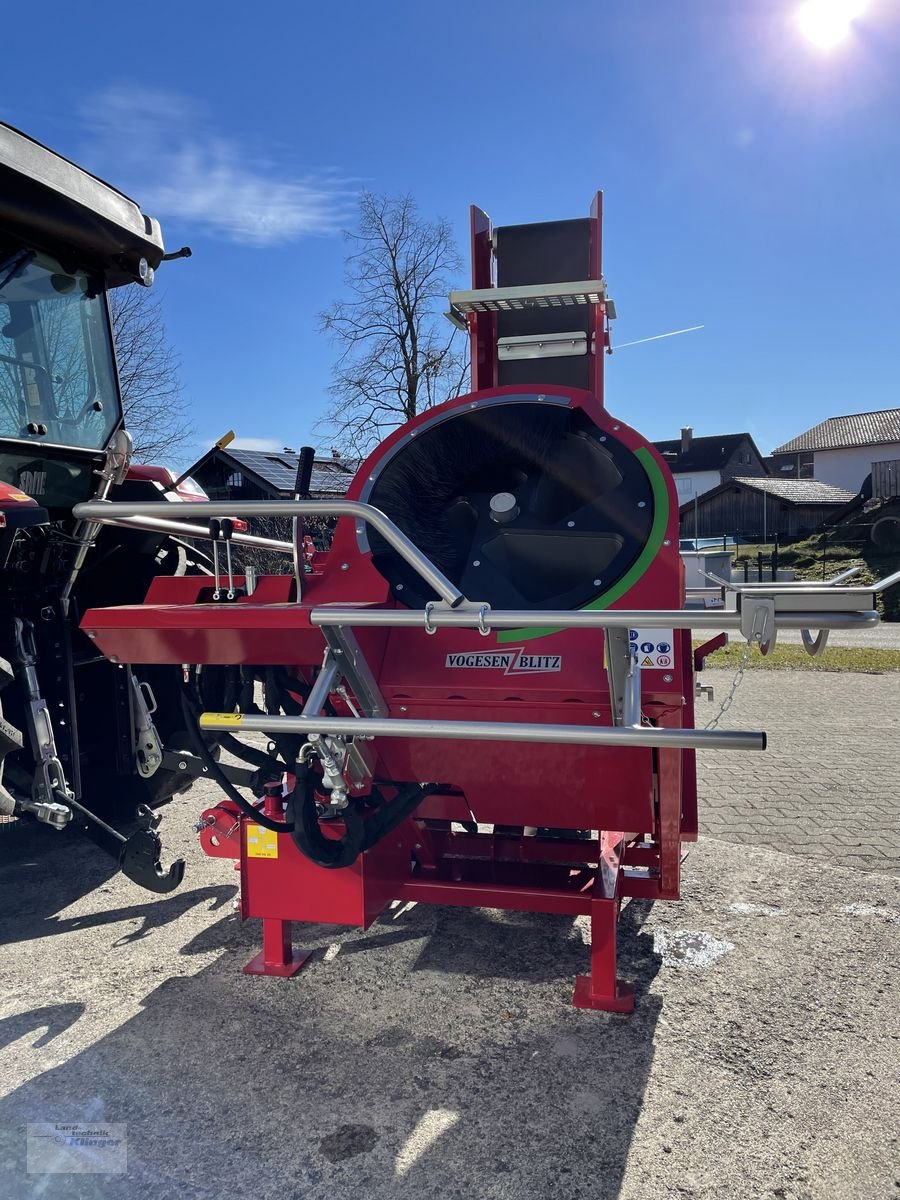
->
<box><xmin>839</xmin><ymin>903</ymin><xmax>898</xmax><ymax>923</ymax></box>
<box><xmin>653</xmin><ymin>928</ymin><xmax>735</xmax><ymax>969</ymax></box>
<box><xmin>728</xmin><ymin>902</ymin><xmax>783</xmax><ymax>916</ymax></box>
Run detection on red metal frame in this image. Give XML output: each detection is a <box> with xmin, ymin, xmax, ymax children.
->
<box><xmin>80</xmin><ymin>197</ymin><xmax>697</xmax><ymax>1014</ymax></box>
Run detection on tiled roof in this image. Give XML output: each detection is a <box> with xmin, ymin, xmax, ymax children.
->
<box><xmin>730</xmin><ymin>477</ymin><xmax>856</xmax><ymax>504</ymax></box>
<box><xmin>653</xmin><ymin>432</ymin><xmax>758</xmax><ymax>472</ymax></box>
<box><xmin>762</xmin><ymin>455</ymin><xmax>799</xmax><ymax>477</ymax></box>
<box><xmin>226</xmin><ymin>448</ymin><xmax>357</xmax><ymax>495</ymax></box>
<box><xmin>773</xmin><ymin>409</ymin><xmax>900</xmax><ymax>454</ymax></box>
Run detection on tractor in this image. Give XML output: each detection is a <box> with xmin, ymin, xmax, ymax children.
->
<box><xmin>0</xmin><ymin>121</ymin><xmax>251</xmax><ymax>889</ymax></box>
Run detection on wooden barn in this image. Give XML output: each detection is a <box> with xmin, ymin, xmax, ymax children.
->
<box><xmin>679</xmin><ymin>476</ymin><xmax>857</xmax><ymax>541</ymax></box>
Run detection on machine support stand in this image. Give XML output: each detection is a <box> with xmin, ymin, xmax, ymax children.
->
<box><xmin>573</xmin><ymin>832</ymin><xmax>635</xmax><ymax>1012</ymax></box>
<box><xmin>572</xmin><ymin>896</ymin><xmax>635</xmax><ymax>1013</ymax></box>
<box><xmin>243</xmin><ymin>917</ymin><xmax>311</xmax><ymax>978</ymax></box>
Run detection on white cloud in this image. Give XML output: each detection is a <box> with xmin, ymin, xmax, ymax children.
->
<box><xmin>80</xmin><ymin>86</ymin><xmax>353</xmax><ymax>246</ymax></box>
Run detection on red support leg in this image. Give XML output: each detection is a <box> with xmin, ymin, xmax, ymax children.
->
<box><xmin>573</xmin><ymin>833</ymin><xmax>635</xmax><ymax>1012</ymax></box>
<box><xmin>572</xmin><ymin>896</ymin><xmax>635</xmax><ymax>1013</ymax></box>
<box><xmin>657</xmin><ymin>747</ymin><xmax>683</xmax><ymax>900</ymax></box>
<box><xmin>243</xmin><ymin>918</ymin><xmax>311</xmax><ymax>978</ymax></box>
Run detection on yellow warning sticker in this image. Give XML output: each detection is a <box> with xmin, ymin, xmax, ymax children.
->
<box><xmin>246</xmin><ymin>824</ymin><xmax>278</xmax><ymax>859</ymax></box>
<box><xmin>641</xmin><ymin>656</ymin><xmax>654</xmax><ymax>667</ymax></box>
<box><xmin>199</xmin><ymin>712</ymin><xmax>243</xmax><ymax>728</ymax></box>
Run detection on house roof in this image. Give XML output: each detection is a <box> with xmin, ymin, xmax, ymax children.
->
<box><xmin>762</xmin><ymin>455</ymin><xmax>799</xmax><ymax>477</ymax></box>
<box><xmin>187</xmin><ymin>445</ymin><xmax>358</xmax><ymax>497</ymax></box>
<box><xmin>225</xmin><ymin>448</ymin><xmax>357</xmax><ymax>495</ymax></box>
<box><xmin>773</xmin><ymin>408</ymin><xmax>900</xmax><ymax>454</ymax></box>
<box><xmin>680</xmin><ymin>476</ymin><xmax>856</xmax><ymax>511</ymax></box>
<box><xmin>653</xmin><ymin>432</ymin><xmax>760</xmax><ymax>472</ymax></box>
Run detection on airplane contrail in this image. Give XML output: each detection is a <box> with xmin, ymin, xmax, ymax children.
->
<box><xmin>614</xmin><ymin>324</ymin><xmax>704</xmax><ymax>350</ymax></box>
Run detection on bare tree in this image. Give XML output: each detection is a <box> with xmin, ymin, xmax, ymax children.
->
<box><xmin>109</xmin><ymin>285</ymin><xmax>193</xmax><ymax>462</ymax></box>
<box><xmin>318</xmin><ymin>193</ymin><xmax>469</xmax><ymax>456</ymax></box>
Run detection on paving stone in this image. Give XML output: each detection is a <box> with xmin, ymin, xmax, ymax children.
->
<box><xmin>697</xmin><ymin>669</ymin><xmax>900</xmax><ymax>875</ymax></box>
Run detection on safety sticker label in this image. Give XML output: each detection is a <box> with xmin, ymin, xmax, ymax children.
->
<box><xmin>627</xmin><ymin>628</ymin><xmax>675</xmax><ymax>671</ymax></box>
<box><xmin>246</xmin><ymin>824</ymin><xmax>278</xmax><ymax>859</ymax></box>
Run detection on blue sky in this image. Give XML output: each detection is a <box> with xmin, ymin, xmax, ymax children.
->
<box><xmin>3</xmin><ymin>1</ymin><xmax>898</xmax><ymax>466</ymax></box>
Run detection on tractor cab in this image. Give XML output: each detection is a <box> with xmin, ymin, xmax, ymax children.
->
<box><xmin>0</xmin><ymin>121</ymin><xmax>222</xmax><ymax>895</ymax></box>
<box><xmin>0</xmin><ymin>122</ymin><xmax>165</xmax><ymax>512</ymax></box>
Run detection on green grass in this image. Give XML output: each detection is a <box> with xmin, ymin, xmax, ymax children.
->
<box><xmin>731</xmin><ymin>496</ymin><xmax>900</xmax><ymax>620</ymax></box>
<box><xmin>694</xmin><ymin>641</ymin><xmax>900</xmax><ymax>673</ymax></box>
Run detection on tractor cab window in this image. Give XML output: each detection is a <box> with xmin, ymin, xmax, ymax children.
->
<box><xmin>0</xmin><ymin>249</ymin><xmax>122</xmax><ymax>451</ymax></box>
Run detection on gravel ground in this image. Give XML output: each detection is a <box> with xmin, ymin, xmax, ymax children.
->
<box><xmin>1</xmin><ymin>795</ymin><xmax>898</xmax><ymax>1200</ymax></box>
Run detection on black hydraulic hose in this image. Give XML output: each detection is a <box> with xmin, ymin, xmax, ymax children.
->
<box><xmin>286</xmin><ymin>762</ymin><xmax>366</xmax><ymax>869</ymax></box>
<box><xmin>216</xmin><ymin>730</ymin><xmax>273</xmax><ymax>770</ymax></box>
<box><xmin>181</xmin><ymin>687</ymin><xmax>436</xmax><ymax>862</ymax></box>
<box><xmin>180</xmin><ymin>688</ymin><xmax>293</xmax><ymax>833</ymax></box>
<box><xmin>285</xmin><ymin>777</ymin><xmax>437</xmax><ymax>870</ymax></box>
<box><xmin>360</xmin><ymin>782</ymin><xmax>437</xmax><ymax>853</ymax></box>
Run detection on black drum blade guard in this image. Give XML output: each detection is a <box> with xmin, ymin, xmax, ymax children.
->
<box><xmin>363</xmin><ymin>397</ymin><xmax>655</xmax><ymax>610</ymax></box>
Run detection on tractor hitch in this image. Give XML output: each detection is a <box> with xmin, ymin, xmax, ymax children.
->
<box><xmin>118</xmin><ymin>806</ymin><xmax>185</xmax><ymax>894</ymax></box>
<box><xmin>67</xmin><ymin>794</ymin><xmax>184</xmax><ymax>895</ymax></box>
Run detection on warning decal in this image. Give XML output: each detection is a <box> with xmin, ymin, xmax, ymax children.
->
<box><xmin>246</xmin><ymin>824</ymin><xmax>278</xmax><ymax>859</ymax></box>
<box><xmin>628</xmin><ymin>627</ymin><xmax>676</xmax><ymax>671</ymax></box>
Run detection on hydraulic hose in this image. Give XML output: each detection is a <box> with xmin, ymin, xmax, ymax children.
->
<box><xmin>180</xmin><ymin>688</ymin><xmax>293</xmax><ymax>833</ymax></box>
<box><xmin>182</xmin><ymin>686</ymin><xmax>436</xmax><ymax>861</ymax></box>
<box><xmin>360</xmin><ymin>782</ymin><xmax>437</xmax><ymax>852</ymax></box>
<box><xmin>216</xmin><ymin>730</ymin><xmax>273</xmax><ymax>770</ymax></box>
<box><xmin>286</xmin><ymin>762</ymin><xmax>366</xmax><ymax>869</ymax></box>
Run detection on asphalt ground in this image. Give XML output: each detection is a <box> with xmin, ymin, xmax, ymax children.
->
<box><xmin>1</xmin><ymin>672</ymin><xmax>898</xmax><ymax>1200</ymax></box>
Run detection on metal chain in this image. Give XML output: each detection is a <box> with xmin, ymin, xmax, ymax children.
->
<box><xmin>704</xmin><ymin>640</ymin><xmax>752</xmax><ymax>730</ymax></box>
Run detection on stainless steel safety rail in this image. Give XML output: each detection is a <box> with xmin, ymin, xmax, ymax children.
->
<box><xmin>702</xmin><ymin>566</ymin><xmax>863</xmax><ymax>590</ymax></box>
<box><xmin>73</xmin><ymin>499</ymin><xmax>464</xmax><ymax>607</ymax></box>
<box><xmin>71</xmin><ymin>498</ymin><xmax>895</xmax><ymax>756</ymax></box>
<box><xmin>103</xmin><ymin>512</ymin><xmax>294</xmax><ymax>554</ymax></box>
<box><xmin>198</xmin><ymin>711</ymin><xmax>766</xmax><ymax>753</ymax></box>
<box><xmin>695</xmin><ymin>566</ymin><xmax>900</xmax><ymax>655</ymax></box>
<box><xmin>306</xmin><ymin>605</ymin><xmax>881</xmax><ymax>632</ymax></box>
<box><xmin>72</xmin><ymin>498</ymin><xmax>893</xmax><ymax>644</ymax></box>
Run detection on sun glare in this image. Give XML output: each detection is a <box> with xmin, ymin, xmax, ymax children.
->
<box><xmin>796</xmin><ymin>0</ymin><xmax>868</xmax><ymax>50</ymax></box>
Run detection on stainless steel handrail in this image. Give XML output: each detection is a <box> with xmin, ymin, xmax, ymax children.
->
<box><xmin>74</xmin><ymin>497</ymin><xmax>895</xmax><ymax>628</ymax></box>
<box><xmin>704</xmin><ymin>566</ymin><xmax>900</xmax><ymax>593</ymax></box>
<box><xmin>104</xmin><ymin>513</ymin><xmax>294</xmax><ymax>554</ymax></box>
<box><xmin>198</xmin><ymin>711</ymin><xmax>766</xmax><ymax>752</ymax></box>
<box><xmin>703</xmin><ymin>572</ymin><xmax>860</xmax><ymax>591</ymax></box>
<box><xmin>308</xmin><ymin>606</ymin><xmax>880</xmax><ymax>632</ymax></box>
<box><xmin>73</xmin><ymin>498</ymin><xmax>465</xmax><ymax>608</ymax></box>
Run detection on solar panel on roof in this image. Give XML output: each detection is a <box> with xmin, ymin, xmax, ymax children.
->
<box><xmin>223</xmin><ymin>447</ymin><xmax>357</xmax><ymax>495</ymax></box>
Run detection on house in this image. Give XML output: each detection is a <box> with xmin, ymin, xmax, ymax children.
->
<box><xmin>680</xmin><ymin>477</ymin><xmax>857</xmax><ymax>542</ymax></box>
<box><xmin>771</xmin><ymin>408</ymin><xmax>900</xmax><ymax>496</ymax></box>
<box><xmin>653</xmin><ymin>427</ymin><xmax>767</xmax><ymax>502</ymax></box>
<box><xmin>186</xmin><ymin>445</ymin><xmax>357</xmax><ymax>502</ymax></box>
<box><xmin>762</xmin><ymin>454</ymin><xmax>799</xmax><ymax>479</ymax></box>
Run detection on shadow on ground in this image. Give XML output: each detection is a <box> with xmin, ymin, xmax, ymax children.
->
<box><xmin>0</xmin><ymin>820</ymin><xmax>233</xmax><ymax>947</ymax></box>
<box><xmin>0</xmin><ymin>824</ymin><xmax>664</xmax><ymax>1200</ymax></box>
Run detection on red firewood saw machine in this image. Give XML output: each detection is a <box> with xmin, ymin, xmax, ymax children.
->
<box><xmin>78</xmin><ymin>197</ymin><xmax>899</xmax><ymax>1011</ymax></box>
